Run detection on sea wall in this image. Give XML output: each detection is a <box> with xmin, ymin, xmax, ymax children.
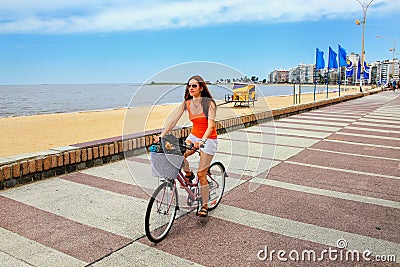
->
<box><xmin>0</xmin><ymin>89</ymin><xmax>383</xmax><ymax>190</ymax></box>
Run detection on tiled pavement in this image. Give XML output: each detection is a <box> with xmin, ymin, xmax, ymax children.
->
<box><xmin>1</xmin><ymin>91</ymin><xmax>399</xmax><ymax>266</ymax></box>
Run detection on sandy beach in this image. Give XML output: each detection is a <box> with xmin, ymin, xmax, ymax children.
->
<box><xmin>0</xmin><ymin>86</ymin><xmax>362</xmax><ymax>158</ymax></box>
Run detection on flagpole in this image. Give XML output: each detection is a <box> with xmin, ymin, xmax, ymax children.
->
<box><xmin>326</xmin><ymin>68</ymin><xmax>329</xmax><ymax>99</ymax></box>
<box><xmin>338</xmin><ymin>66</ymin><xmax>341</xmax><ymax>97</ymax></box>
<box><xmin>313</xmin><ymin>67</ymin><xmax>316</xmax><ymax>101</ymax></box>
<box><xmin>315</xmin><ymin>47</ymin><xmax>325</xmax><ymax>101</ymax></box>
<box><xmin>326</xmin><ymin>47</ymin><xmax>330</xmax><ymax>99</ymax></box>
<box><xmin>356</xmin><ymin>60</ymin><xmax>360</xmax><ymax>88</ymax></box>
<box><xmin>338</xmin><ymin>45</ymin><xmax>347</xmax><ymax>97</ymax></box>
<box><xmin>314</xmin><ymin>48</ymin><xmax>317</xmax><ymax>101</ymax></box>
<box><xmin>356</xmin><ymin>60</ymin><xmax>358</xmax><ymax>87</ymax></box>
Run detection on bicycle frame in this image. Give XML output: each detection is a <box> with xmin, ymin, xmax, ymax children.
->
<box><xmin>153</xmin><ymin>140</ymin><xmax>223</xmax><ymax>208</ymax></box>
<box><xmin>171</xmin><ymin>167</ymin><xmax>222</xmax><ymax>206</ymax></box>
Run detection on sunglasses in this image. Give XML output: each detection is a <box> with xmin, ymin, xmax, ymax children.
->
<box><xmin>187</xmin><ymin>84</ymin><xmax>198</xmax><ymax>88</ymax></box>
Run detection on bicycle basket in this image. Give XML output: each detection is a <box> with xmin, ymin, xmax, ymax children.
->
<box><xmin>150</xmin><ymin>152</ymin><xmax>184</xmax><ymax>179</ymax></box>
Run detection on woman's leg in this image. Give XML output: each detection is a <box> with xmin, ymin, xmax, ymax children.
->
<box><xmin>183</xmin><ymin>139</ymin><xmax>195</xmax><ymax>176</ymax></box>
<box><xmin>197</xmin><ymin>151</ymin><xmax>214</xmax><ymax>211</ymax></box>
<box><xmin>183</xmin><ymin>149</ymin><xmax>195</xmax><ymax>176</ymax></box>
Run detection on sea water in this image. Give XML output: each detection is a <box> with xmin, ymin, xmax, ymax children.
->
<box><xmin>0</xmin><ymin>83</ymin><xmax>336</xmax><ymax>118</ymax></box>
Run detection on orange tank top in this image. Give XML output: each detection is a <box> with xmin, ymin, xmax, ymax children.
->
<box><xmin>186</xmin><ymin>100</ymin><xmax>217</xmax><ymax>139</ymax></box>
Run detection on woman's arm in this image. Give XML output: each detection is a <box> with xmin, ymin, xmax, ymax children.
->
<box><xmin>160</xmin><ymin>102</ymin><xmax>185</xmax><ymax>138</ymax></box>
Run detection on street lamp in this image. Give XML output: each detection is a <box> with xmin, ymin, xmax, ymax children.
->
<box><xmin>355</xmin><ymin>0</ymin><xmax>374</xmax><ymax>92</ymax></box>
<box><xmin>376</xmin><ymin>35</ymin><xmax>398</xmax><ymax>82</ymax></box>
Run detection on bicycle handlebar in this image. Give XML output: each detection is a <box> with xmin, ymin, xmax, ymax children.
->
<box><xmin>166</xmin><ymin>142</ymin><xmax>204</xmax><ymax>150</ymax></box>
<box><xmin>181</xmin><ymin>142</ymin><xmax>205</xmax><ymax>150</ymax></box>
<box><xmin>149</xmin><ymin>141</ymin><xmax>203</xmax><ymax>154</ymax></box>
<box><xmin>150</xmin><ymin>134</ymin><xmax>204</xmax><ymax>154</ymax></box>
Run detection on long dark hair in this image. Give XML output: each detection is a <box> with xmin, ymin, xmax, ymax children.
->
<box><xmin>184</xmin><ymin>75</ymin><xmax>216</xmax><ymax>119</ymax></box>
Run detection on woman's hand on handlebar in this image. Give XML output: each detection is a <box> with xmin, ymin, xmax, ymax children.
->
<box><xmin>193</xmin><ymin>141</ymin><xmax>204</xmax><ymax>149</ymax></box>
<box><xmin>187</xmin><ymin>140</ymin><xmax>204</xmax><ymax>150</ymax></box>
<box><xmin>153</xmin><ymin>134</ymin><xmax>161</xmax><ymax>143</ymax></box>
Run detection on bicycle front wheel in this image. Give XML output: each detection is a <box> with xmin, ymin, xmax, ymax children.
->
<box><xmin>207</xmin><ymin>162</ymin><xmax>226</xmax><ymax>211</ymax></box>
<box><xmin>145</xmin><ymin>181</ymin><xmax>178</xmax><ymax>243</ymax></box>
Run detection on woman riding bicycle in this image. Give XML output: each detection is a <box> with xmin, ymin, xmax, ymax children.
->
<box><xmin>158</xmin><ymin>75</ymin><xmax>218</xmax><ymax>218</ymax></box>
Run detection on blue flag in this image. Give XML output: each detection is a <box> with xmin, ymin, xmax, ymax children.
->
<box><xmin>364</xmin><ymin>61</ymin><xmax>370</xmax><ymax>80</ymax></box>
<box><xmin>338</xmin><ymin>45</ymin><xmax>347</xmax><ymax>67</ymax></box>
<box><xmin>346</xmin><ymin>59</ymin><xmax>353</xmax><ymax>78</ymax></box>
<box><xmin>328</xmin><ymin>47</ymin><xmax>338</xmax><ymax>69</ymax></box>
<box><xmin>316</xmin><ymin>48</ymin><xmax>325</xmax><ymax>69</ymax></box>
<box><xmin>357</xmin><ymin>60</ymin><xmax>361</xmax><ymax>80</ymax></box>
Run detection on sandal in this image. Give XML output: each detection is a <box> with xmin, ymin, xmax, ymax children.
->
<box><xmin>197</xmin><ymin>206</ymin><xmax>208</xmax><ymax>217</ymax></box>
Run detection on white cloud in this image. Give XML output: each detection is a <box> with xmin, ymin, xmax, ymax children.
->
<box><xmin>0</xmin><ymin>0</ymin><xmax>398</xmax><ymax>34</ymax></box>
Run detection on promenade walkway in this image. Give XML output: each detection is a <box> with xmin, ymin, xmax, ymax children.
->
<box><xmin>0</xmin><ymin>91</ymin><xmax>399</xmax><ymax>266</ymax></box>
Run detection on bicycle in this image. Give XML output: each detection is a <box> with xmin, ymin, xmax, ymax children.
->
<box><xmin>145</xmin><ymin>140</ymin><xmax>226</xmax><ymax>243</ymax></box>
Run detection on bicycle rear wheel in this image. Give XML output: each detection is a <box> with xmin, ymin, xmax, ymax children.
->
<box><xmin>145</xmin><ymin>181</ymin><xmax>178</xmax><ymax>243</ymax></box>
<box><xmin>207</xmin><ymin>162</ymin><xmax>226</xmax><ymax>211</ymax></box>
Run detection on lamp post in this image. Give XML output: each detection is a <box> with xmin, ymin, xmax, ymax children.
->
<box><xmin>355</xmin><ymin>0</ymin><xmax>374</xmax><ymax>92</ymax></box>
<box><xmin>376</xmin><ymin>35</ymin><xmax>398</xmax><ymax>83</ymax></box>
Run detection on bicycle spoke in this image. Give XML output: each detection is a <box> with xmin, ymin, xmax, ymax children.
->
<box><xmin>145</xmin><ymin>182</ymin><xmax>178</xmax><ymax>243</ymax></box>
<box><xmin>207</xmin><ymin>162</ymin><xmax>226</xmax><ymax>211</ymax></box>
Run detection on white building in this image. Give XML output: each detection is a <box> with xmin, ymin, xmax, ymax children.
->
<box><xmin>298</xmin><ymin>64</ymin><xmax>314</xmax><ymax>84</ymax></box>
<box><xmin>376</xmin><ymin>59</ymin><xmax>399</xmax><ymax>85</ymax></box>
<box><xmin>288</xmin><ymin>64</ymin><xmax>314</xmax><ymax>84</ymax></box>
<box><xmin>268</xmin><ymin>70</ymin><xmax>289</xmax><ymax>83</ymax></box>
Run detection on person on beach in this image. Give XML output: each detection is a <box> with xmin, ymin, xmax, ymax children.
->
<box><xmin>157</xmin><ymin>75</ymin><xmax>218</xmax><ymax>217</ymax></box>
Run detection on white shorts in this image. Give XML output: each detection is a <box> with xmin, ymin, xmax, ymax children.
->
<box><xmin>185</xmin><ymin>134</ymin><xmax>218</xmax><ymax>156</ymax></box>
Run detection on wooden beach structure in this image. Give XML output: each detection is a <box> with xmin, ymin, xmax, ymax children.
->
<box><xmin>221</xmin><ymin>83</ymin><xmax>257</xmax><ymax>107</ymax></box>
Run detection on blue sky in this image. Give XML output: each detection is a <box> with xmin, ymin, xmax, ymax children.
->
<box><xmin>0</xmin><ymin>0</ymin><xmax>399</xmax><ymax>84</ymax></box>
